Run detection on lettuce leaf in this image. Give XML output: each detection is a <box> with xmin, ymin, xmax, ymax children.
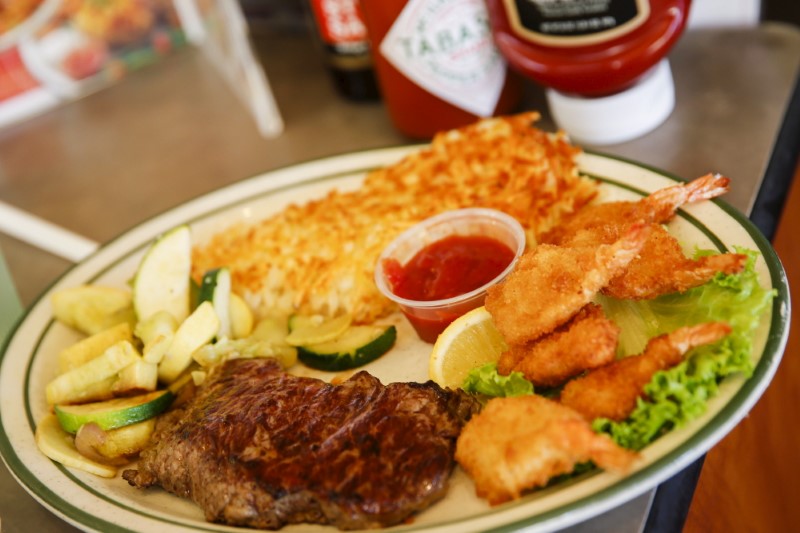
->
<box><xmin>463</xmin><ymin>363</ymin><xmax>534</xmax><ymax>397</ymax></box>
<box><xmin>599</xmin><ymin>248</ymin><xmax>771</xmax><ymax>356</ymax></box>
<box><xmin>593</xmin><ymin>248</ymin><xmax>775</xmax><ymax>450</ymax></box>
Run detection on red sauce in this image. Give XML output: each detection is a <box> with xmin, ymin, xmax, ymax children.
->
<box><xmin>484</xmin><ymin>0</ymin><xmax>691</xmax><ymax>96</ymax></box>
<box><xmin>385</xmin><ymin>234</ymin><xmax>515</xmax><ymax>300</ymax></box>
<box><xmin>383</xmin><ymin>234</ymin><xmax>515</xmax><ymax>342</ymax></box>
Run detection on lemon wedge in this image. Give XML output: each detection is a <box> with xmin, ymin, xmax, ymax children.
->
<box><xmin>428</xmin><ymin>306</ymin><xmax>508</xmax><ymax>388</ymax></box>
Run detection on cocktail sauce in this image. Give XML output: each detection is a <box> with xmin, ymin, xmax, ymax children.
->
<box><xmin>382</xmin><ymin>234</ymin><xmax>515</xmax><ymax>341</ymax></box>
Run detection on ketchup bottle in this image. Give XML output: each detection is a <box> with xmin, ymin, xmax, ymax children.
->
<box><xmin>359</xmin><ymin>0</ymin><xmax>521</xmax><ymax>139</ymax></box>
<box><xmin>308</xmin><ymin>0</ymin><xmax>380</xmax><ymax>101</ymax></box>
<box><xmin>484</xmin><ymin>0</ymin><xmax>692</xmax><ymax>144</ymax></box>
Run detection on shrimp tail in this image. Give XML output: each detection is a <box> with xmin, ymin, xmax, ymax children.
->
<box><xmin>657</xmin><ymin>321</ymin><xmax>733</xmax><ymax>360</ymax></box>
<box><xmin>582</xmin><ymin>223</ymin><xmax>651</xmax><ymax>299</ymax></box>
<box><xmin>597</xmin><ymin>223</ymin><xmax>651</xmax><ymax>270</ymax></box>
<box><xmin>684</xmin><ymin>173</ymin><xmax>731</xmax><ymax>203</ymax></box>
<box><xmin>644</xmin><ymin>173</ymin><xmax>730</xmax><ymax>222</ymax></box>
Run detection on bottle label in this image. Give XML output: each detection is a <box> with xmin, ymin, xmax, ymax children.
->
<box><xmin>310</xmin><ymin>0</ymin><xmax>370</xmax><ymax>56</ymax></box>
<box><xmin>379</xmin><ymin>0</ymin><xmax>507</xmax><ymax>117</ymax></box>
<box><xmin>502</xmin><ymin>0</ymin><xmax>650</xmax><ymax>47</ymax></box>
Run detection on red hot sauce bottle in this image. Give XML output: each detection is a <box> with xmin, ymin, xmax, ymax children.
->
<box><xmin>484</xmin><ymin>0</ymin><xmax>692</xmax><ymax>144</ymax></box>
<box><xmin>309</xmin><ymin>0</ymin><xmax>380</xmax><ymax>101</ymax></box>
<box><xmin>360</xmin><ymin>0</ymin><xmax>522</xmax><ymax>139</ymax></box>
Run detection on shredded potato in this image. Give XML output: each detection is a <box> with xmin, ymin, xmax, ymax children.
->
<box><xmin>192</xmin><ymin>113</ymin><xmax>598</xmax><ymax>323</ymax></box>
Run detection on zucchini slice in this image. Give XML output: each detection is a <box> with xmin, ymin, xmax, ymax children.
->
<box><xmin>54</xmin><ymin>390</ymin><xmax>174</xmax><ymax>434</ymax></box>
<box><xmin>112</xmin><ymin>360</ymin><xmax>158</xmax><ymax>395</ymax></box>
<box><xmin>46</xmin><ymin>341</ymin><xmax>140</xmax><ymax>406</ymax></box>
<box><xmin>133</xmin><ymin>225</ymin><xmax>192</xmax><ymax>323</ymax></box>
<box><xmin>158</xmin><ymin>300</ymin><xmax>219</xmax><ymax>384</ymax></box>
<box><xmin>229</xmin><ymin>293</ymin><xmax>254</xmax><ymax>339</ymax></box>
<box><xmin>51</xmin><ymin>285</ymin><xmax>134</xmax><ymax>336</ymax></box>
<box><xmin>58</xmin><ymin>322</ymin><xmax>134</xmax><ymax>373</ymax></box>
<box><xmin>286</xmin><ymin>313</ymin><xmax>353</xmax><ymax>346</ymax></box>
<box><xmin>198</xmin><ymin>267</ymin><xmax>232</xmax><ymax>339</ymax></box>
<box><xmin>298</xmin><ymin>325</ymin><xmax>396</xmax><ymax>371</ymax></box>
<box><xmin>250</xmin><ymin>316</ymin><xmax>289</xmax><ymax>344</ymax></box>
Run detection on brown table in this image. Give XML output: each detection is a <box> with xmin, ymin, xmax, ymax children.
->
<box><xmin>1</xmin><ymin>21</ymin><xmax>798</xmax><ymax>533</ymax></box>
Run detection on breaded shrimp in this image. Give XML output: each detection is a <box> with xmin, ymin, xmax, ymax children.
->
<box><xmin>544</xmin><ymin>174</ymin><xmax>743</xmax><ymax>299</ymax></box>
<box><xmin>601</xmin><ymin>224</ymin><xmax>748</xmax><ymax>300</ymax></box>
<box><xmin>560</xmin><ymin>322</ymin><xmax>732</xmax><ymax>422</ymax></box>
<box><xmin>543</xmin><ymin>173</ymin><xmax>730</xmax><ymax>246</ymax></box>
<box><xmin>497</xmin><ymin>303</ymin><xmax>619</xmax><ymax>388</ymax></box>
<box><xmin>455</xmin><ymin>395</ymin><xmax>638</xmax><ymax>505</ymax></box>
<box><xmin>485</xmin><ymin>224</ymin><xmax>651</xmax><ymax>346</ymax></box>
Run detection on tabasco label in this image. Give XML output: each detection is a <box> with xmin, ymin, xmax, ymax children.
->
<box><xmin>379</xmin><ymin>0</ymin><xmax>507</xmax><ymax>117</ymax></box>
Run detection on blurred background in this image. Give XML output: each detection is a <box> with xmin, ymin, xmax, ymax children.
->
<box><xmin>236</xmin><ymin>1</ymin><xmax>800</xmax><ymax>36</ymax></box>
<box><xmin>2</xmin><ymin>0</ymin><xmax>799</xmax><ymax>137</ymax></box>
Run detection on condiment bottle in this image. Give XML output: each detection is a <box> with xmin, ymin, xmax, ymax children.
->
<box><xmin>308</xmin><ymin>0</ymin><xmax>380</xmax><ymax>101</ymax></box>
<box><xmin>359</xmin><ymin>0</ymin><xmax>522</xmax><ymax>139</ymax></box>
<box><xmin>485</xmin><ymin>0</ymin><xmax>691</xmax><ymax>144</ymax></box>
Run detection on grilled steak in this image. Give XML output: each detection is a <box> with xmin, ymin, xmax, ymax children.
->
<box><xmin>123</xmin><ymin>358</ymin><xmax>479</xmax><ymax>530</ymax></box>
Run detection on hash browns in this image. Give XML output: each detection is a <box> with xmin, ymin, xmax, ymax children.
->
<box><xmin>192</xmin><ymin>113</ymin><xmax>598</xmax><ymax>323</ymax></box>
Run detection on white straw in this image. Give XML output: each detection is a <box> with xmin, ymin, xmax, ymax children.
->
<box><xmin>0</xmin><ymin>200</ymin><xmax>99</xmax><ymax>263</ymax></box>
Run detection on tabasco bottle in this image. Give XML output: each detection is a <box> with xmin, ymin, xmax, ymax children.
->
<box><xmin>360</xmin><ymin>0</ymin><xmax>521</xmax><ymax>139</ymax></box>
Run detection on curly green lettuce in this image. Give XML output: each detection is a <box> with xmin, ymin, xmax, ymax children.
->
<box><xmin>593</xmin><ymin>248</ymin><xmax>775</xmax><ymax>450</ymax></box>
<box><xmin>462</xmin><ymin>363</ymin><xmax>533</xmax><ymax>397</ymax></box>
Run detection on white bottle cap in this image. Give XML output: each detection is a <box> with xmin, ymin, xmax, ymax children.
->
<box><xmin>545</xmin><ymin>59</ymin><xmax>675</xmax><ymax>146</ymax></box>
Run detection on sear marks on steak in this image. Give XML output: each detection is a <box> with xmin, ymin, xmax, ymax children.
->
<box><xmin>123</xmin><ymin>358</ymin><xmax>480</xmax><ymax>530</ymax></box>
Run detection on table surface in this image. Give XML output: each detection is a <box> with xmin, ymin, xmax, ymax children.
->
<box><xmin>0</xmin><ymin>21</ymin><xmax>798</xmax><ymax>533</ymax></box>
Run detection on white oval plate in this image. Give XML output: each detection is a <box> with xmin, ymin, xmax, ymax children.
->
<box><xmin>0</xmin><ymin>148</ymin><xmax>790</xmax><ymax>533</ymax></box>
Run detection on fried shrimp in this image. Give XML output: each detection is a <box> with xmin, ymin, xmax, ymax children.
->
<box><xmin>601</xmin><ymin>224</ymin><xmax>748</xmax><ymax>300</ymax></box>
<box><xmin>560</xmin><ymin>322</ymin><xmax>732</xmax><ymax>422</ymax></box>
<box><xmin>485</xmin><ymin>224</ymin><xmax>651</xmax><ymax>346</ymax></box>
<box><xmin>455</xmin><ymin>395</ymin><xmax>638</xmax><ymax>505</ymax></box>
<box><xmin>497</xmin><ymin>303</ymin><xmax>619</xmax><ymax>388</ymax></box>
<box><xmin>543</xmin><ymin>173</ymin><xmax>730</xmax><ymax>246</ymax></box>
<box><xmin>542</xmin><ymin>173</ymin><xmax>744</xmax><ymax>299</ymax></box>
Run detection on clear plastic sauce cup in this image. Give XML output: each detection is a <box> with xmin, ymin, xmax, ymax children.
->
<box><xmin>374</xmin><ymin>208</ymin><xmax>526</xmax><ymax>343</ymax></box>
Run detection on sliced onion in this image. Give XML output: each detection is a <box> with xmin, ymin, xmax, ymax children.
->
<box><xmin>74</xmin><ymin>423</ymin><xmax>129</xmax><ymax>466</ymax></box>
